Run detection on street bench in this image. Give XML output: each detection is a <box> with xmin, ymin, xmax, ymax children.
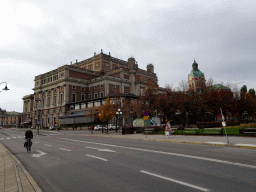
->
<box><xmin>182</xmin><ymin>128</ymin><xmax>199</xmax><ymax>135</ymax></box>
<box><xmin>143</xmin><ymin>128</ymin><xmax>155</xmax><ymax>134</ymax></box>
<box><xmin>239</xmin><ymin>128</ymin><xmax>256</xmax><ymax>134</ymax></box>
<box><xmin>202</xmin><ymin>128</ymin><xmax>223</xmax><ymax>135</ymax></box>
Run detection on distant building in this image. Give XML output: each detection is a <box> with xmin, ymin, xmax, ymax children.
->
<box><xmin>188</xmin><ymin>59</ymin><xmax>206</xmax><ymax>92</ymax></box>
<box><xmin>0</xmin><ymin>108</ymin><xmax>19</xmax><ymax>127</ymax></box>
<box><xmin>22</xmin><ymin>51</ymin><xmax>161</xmax><ymax>128</ymax></box>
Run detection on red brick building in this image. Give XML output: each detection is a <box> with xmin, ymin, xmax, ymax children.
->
<box><xmin>22</xmin><ymin>50</ymin><xmax>161</xmax><ymax>128</ymax></box>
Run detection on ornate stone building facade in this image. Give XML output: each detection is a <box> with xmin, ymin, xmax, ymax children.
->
<box><xmin>188</xmin><ymin>60</ymin><xmax>206</xmax><ymax>92</ymax></box>
<box><xmin>22</xmin><ymin>51</ymin><xmax>160</xmax><ymax>128</ymax></box>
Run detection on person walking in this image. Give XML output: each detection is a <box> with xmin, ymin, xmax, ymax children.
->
<box><xmin>166</xmin><ymin>121</ymin><xmax>172</xmax><ymax>138</ymax></box>
<box><xmin>25</xmin><ymin>128</ymin><xmax>33</xmax><ymax>152</ymax></box>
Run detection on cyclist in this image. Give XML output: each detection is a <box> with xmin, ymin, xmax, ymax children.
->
<box><xmin>25</xmin><ymin>128</ymin><xmax>33</xmax><ymax>152</ymax></box>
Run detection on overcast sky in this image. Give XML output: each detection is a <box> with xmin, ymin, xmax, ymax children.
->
<box><xmin>0</xmin><ymin>0</ymin><xmax>255</xmax><ymax>112</ymax></box>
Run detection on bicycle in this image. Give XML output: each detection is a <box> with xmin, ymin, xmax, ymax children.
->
<box><xmin>25</xmin><ymin>138</ymin><xmax>32</xmax><ymax>152</ymax></box>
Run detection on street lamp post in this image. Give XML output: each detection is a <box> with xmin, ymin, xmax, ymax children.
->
<box><xmin>116</xmin><ymin>109</ymin><xmax>122</xmax><ymax>132</ymax></box>
<box><xmin>35</xmin><ymin>99</ymin><xmax>41</xmax><ymax>136</ymax></box>
<box><xmin>0</xmin><ymin>82</ymin><xmax>10</xmax><ymax>92</ymax></box>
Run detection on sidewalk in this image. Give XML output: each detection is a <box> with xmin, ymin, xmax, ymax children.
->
<box><xmin>0</xmin><ymin>142</ymin><xmax>42</xmax><ymax>192</ymax></box>
<box><xmin>77</xmin><ymin>131</ymin><xmax>256</xmax><ymax>150</ymax></box>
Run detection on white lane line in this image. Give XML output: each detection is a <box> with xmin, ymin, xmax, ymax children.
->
<box><xmin>86</xmin><ymin>147</ymin><xmax>116</xmax><ymax>152</ymax></box>
<box><xmin>235</xmin><ymin>144</ymin><xmax>256</xmax><ymax>147</ymax></box>
<box><xmin>12</xmin><ymin>137</ymin><xmax>17</xmax><ymax>139</ymax></box>
<box><xmin>45</xmin><ymin>144</ymin><xmax>52</xmax><ymax>147</ymax></box>
<box><xmin>60</xmin><ymin>138</ymin><xmax>256</xmax><ymax>169</ymax></box>
<box><xmin>35</xmin><ymin>141</ymin><xmax>39</xmax><ymax>143</ymax></box>
<box><xmin>140</xmin><ymin>170</ymin><xmax>209</xmax><ymax>192</ymax></box>
<box><xmin>86</xmin><ymin>154</ymin><xmax>108</xmax><ymax>161</ymax></box>
<box><xmin>207</xmin><ymin>142</ymin><xmax>226</xmax><ymax>144</ymax></box>
<box><xmin>6</xmin><ymin>137</ymin><xmax>11</xmax><ymax>139</ymax></box>
<box><xmin>86</xmin><ymin>147</ymin><xmax>99</xmax><ymax>149</ymax></box>
<box><xmin>18</xmin><ymin>136</ymin><xmax>22</xmax><ymax>138</ymax></box>
<box><xmin>59</xmin><ymin>148</ymin><xmax>72</xmax><ymax>151</ymax></box>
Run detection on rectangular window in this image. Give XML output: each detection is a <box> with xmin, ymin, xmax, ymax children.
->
<box><xmin>113</xmin><ymin>85</ymin><xmax>116</xmax><ymax>88</ymax></box>
<box><xmin>81</xmin><ymin>87</ymin><xmax>85</xmax><ymax>91</ymax></box>
<box><xmin>88</xmin><ymin>101</ymin><xmax>93</xmax><ymax>108</ymax></box>
<box><xmin>81</xmin><ymin>103</ymin><xmax>86</xmax><ymax>109</ymax></box>
<box><xmin>48</xmin><ymin>97</ymin><xmax>51</xmax><ymax>107</ymax></box>
<box><xmin>60</xmin><ymin>73</ymin><xmax>64</xmax><ymax>77</ymax></box>
<box><xmin>42</xmin><ymin>99</ymin><xmax>45</xmax><ymax>108</ymax></box>
<box><xmin>75</xmin><ymin>104</ymin><xmax>80</xmax><ymax>110</ymax></box>
<box><xmin>51</xmin><ymin>77</ymin><xmax>52</xmax><ymax>81</ymax></box>
<box><xmin>72</xmin><ymin>86</ymin><xmax>76</xmax><ymax>89</ymax></box>
<box><xmin>94</xmin><ymin>93</ymin><xmax>98</xmax><ymax>99</ymax></box>
<box><xmin>101</xmin><ymin>84</ymin><xmax>103</xmax><ymax>88</ymax></box>
<box><xmin>125</xmin><ymin>86</ymin><xmax>128</xmax><ymax>90</ymax></box>
<box><xmin>54</xmin><ymin>96</ymin><xmax>57</xmax><ymax>105</ymax></box>
<box><xmin>60</xmin><ymin>94</ymin><xmax>63</xmax><ymax>104</ymax></box>
<box><xmin>81</xmin><ymin>94</ymin><xmax>85</xmax><ymax>101</ymax></box>
<box><xmin>89</xmin><ymin>94</ymin><xmax>92</xmax><ymax>99</ymax></box>
<box><xmin>89</xmin><ymin>87</ymin><xmax>92</xmax><ymax>91</ymax></box>
<box><xmin>72</xmin><ymin>94</ymin><xmax>76</xmax><ymax>102</ymax></box>
<box><xmin>48</xmin><ymin>118</ymin><xmax>50</xmax><ymax>124</ymax></box>
<box><xmin>94</xmin><ymin>85</ymin><xmax>97</xmax><ymax>89</ymax></box>
<box><xmin>100</xmin><ymin>92</ymin><xmax>104</xmax><ymax>97</ymax></box>
<box><xmin>56</xmin><ymin>75</ymin><xmax>58</xmax><ymax>80</ymax></box>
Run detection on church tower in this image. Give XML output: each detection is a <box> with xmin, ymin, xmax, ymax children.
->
<box><xmin>188</xmin><ymin>60</ymin><xmax>206</xmax><ymax>92</ymax></box>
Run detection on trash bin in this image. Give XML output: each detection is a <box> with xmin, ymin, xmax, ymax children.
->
<box><xmin>122</xmin><ymin>127</ymin><xmax>125</xmax><ymax>135</ymax></box>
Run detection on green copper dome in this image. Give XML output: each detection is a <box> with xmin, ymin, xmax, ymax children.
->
<box><xmin>188</xmin><ymin>60</ymin><xmax>204</xmax><ymax>78</ymax></box>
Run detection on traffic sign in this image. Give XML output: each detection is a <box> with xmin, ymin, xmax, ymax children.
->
<box><xmin>144</xmin><ymin>116</ymin><xmax>149</xmax><ymax>120</ymax></box>
<box><xmin>143</xmin><ymin>111</ymin><xmax>148</xmax><ymax>116</ymax></box>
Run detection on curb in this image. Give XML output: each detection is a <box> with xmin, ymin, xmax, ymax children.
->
<box><xmin>80</xmin><ymin>134</ymin><xmax>256</xmax><ymax>150</ymax></box>
<box><xmin>0</xmin><ymin>143</ymin><xmax>43</xmax><ymax>192</ymax></box>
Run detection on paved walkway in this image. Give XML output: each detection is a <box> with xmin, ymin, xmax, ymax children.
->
<box><xmin>0</xmin><ymin>142</ymin><xmax>42</xmax><ymax>192</ymax></box>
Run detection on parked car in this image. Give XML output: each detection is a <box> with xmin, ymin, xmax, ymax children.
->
<box><xmin>0</xmin><ymin>127</ymin><xmax>3</xmax><ymax>129</ymax></box>
<box><xmin>49</xmin><ymin>126</ymin><xmax>57</xmax><ymax>130</ymax></box>
<box><xmin>107</xmin><ymin>124</ymin><xmax>119</xmax><ymax>130</ymax></box>
<box><xmin>94</xmin><ymin>125</ymin><xmax>104</xmax><ymax>131</ymax></box>
<box><xmin>89</xmin><ymin>126</ymin><xmax>95</xmax><ymax>130</ymax></box>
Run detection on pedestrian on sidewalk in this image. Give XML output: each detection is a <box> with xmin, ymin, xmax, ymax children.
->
<box><xmin>166</xmin><ymin>121</ymin><xmax>172</xmax><ymax>138</ymax></box>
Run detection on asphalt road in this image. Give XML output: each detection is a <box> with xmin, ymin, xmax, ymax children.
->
<box><xmin>1</xmin><ymin>128</ymin><xmax>256</xmax><ymax>192</ymax></box>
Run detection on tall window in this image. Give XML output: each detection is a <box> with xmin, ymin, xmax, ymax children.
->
<box><xmin>42</xmin><ymin>99</ymin><xmax>45</xmax><ymax>108</ymax></box>
<box><xmin>94</xmin><ymin>93</ymin><xmax>98</xmax><ymax>99</ymax></box>
<box><xmin>72</xmin><ymin>94</ymin><xmax>76</xmax><ymax>102</ymax></box>
<box><xmin>81</xmin><ymin>94</ymin><xmax>85</xmax><ymax>101</ymax></box>
<box><xmin>54</xmin><ymin>96</ymin><xmax>57</xmax><ymax>105</ymax></box>
<box><xmin>100</xmin><ymin>92</ymin><xmax>104</xmax><ymax>97</ymax></box>
<box><xmin>48</xmin><ymin>97</ymin><xmax>51</xmax><ymax>107</ymax></box>
<box><xmin>60</xmin><ymin>94</ymin><xmax>63</xmax><ymax>104</ymax></box>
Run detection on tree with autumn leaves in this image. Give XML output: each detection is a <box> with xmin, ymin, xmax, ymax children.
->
<box><xmin>97</xmin><ymin>97</ymin><xmax>116</xmax><ymax>134</ymax></box>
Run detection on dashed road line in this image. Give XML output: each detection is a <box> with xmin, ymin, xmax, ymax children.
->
<box><xmin>140</xmin><ymin>170</ymin><xmax>209</xmax><ymax>192</ymax></box>
<box><xmin>6</xmin><ymin>137</ymin><xmax>10</xmax><ymax>139</ymax></box>
<box><xmin>12</xmin><ymin>137</ymin><xmax>16</xmax><ymax>139</ymax></box>
<box><xmin>59</xmin><ymin>148</ymin><xmax>72</xmax><ymax>151</ymax></box>
<box><xmin>86</xmin><ymin>154</ymin><xmax>108</xmax><ymax>161</ymax></box>
<box><xmin>207</xmin><ymin>142</ymin><xmax>226</xmax><ymax>145</ymax></box>
<box><xmin>45</xmin><ymin>144</ymin><xmax>52</xmax><ymax>147</ymax></box>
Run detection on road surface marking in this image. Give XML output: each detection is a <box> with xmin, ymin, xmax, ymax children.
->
<box><xmin>35</xmin><ymin>141</ymin><xmax>39</xmax><ymax>143</ymax></box>
<box><xmin>86</xmin><ymin>147</ymin><xmax>116</xmax><ymax>152</ymax></box>
<box><xmin>140</xmin><ymin>170</ymin><xmax>209</xmax><ymax>192</ymax></box>
<box><xmin>86</xmin><ymin>154</ymin><xmax>108</xmax><ymax>161</ymax></box>
<box><xmin>207</xmin><ymin>142</ymin><xmax>226</xmax><ymax>144</ymax></box>
<box><xmin>235</xmin><ymin>144</ymin><xmax>256</xmax><ymax>147</ymax></box>
<box><xmin>60</xmin><ymin>138</ymin><xmax>256</xmax><ymax>169</ymax></box>
<box><xmin>6</xmin><ymin>137</ymin><xmax>10</xmax><ymax>139</ymax></box>
<box><xmin>32</xmin><ymin>150</ymin><xmax>47</xmax><ymax>157</ymax></box>
<box><xmin>0</xmin><ymin>138</ymin><xmax>4</xmax><ymax>140</ymax></box>
<box><xmin>45</xmin><ymin>144</ymin><xmax>52</xmax><ymax>147</ymax></box>
<box><xmin>12</xmin><ymin>137</ymin><xmax>16</xmax><ymax>139</ymax></box>
<box><xmin>59</xmin><ymin>148</ymin><xmax>72</xmax><ymax>151</ymax></box>
<box><xmin>86</xmin><ymin>147</ymin><xmax>99</xmax><ymax>149</ymax></box>
<box><xmin>18</xmin><ymin>136</ymin><xmax>22</xmax><ymax>138</ymax></box>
